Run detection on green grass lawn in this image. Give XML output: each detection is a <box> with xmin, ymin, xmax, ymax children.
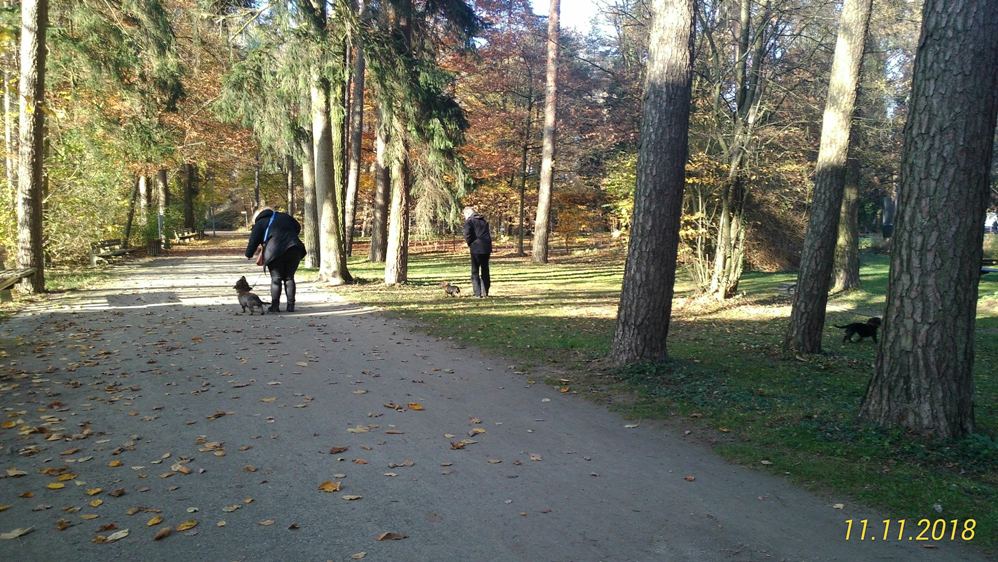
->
<box><xmin>338</xmin><ymin>243</ymin><xmax>998</xmax><ymax>552</ymax></box>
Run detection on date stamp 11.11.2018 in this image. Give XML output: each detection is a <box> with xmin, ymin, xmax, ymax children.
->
<box><xmin>844</xmin><ymin>519</ymin><xmax>976</xmax><ymax>542</ymax></box>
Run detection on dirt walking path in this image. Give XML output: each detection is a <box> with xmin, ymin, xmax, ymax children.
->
<box><xmin>0</xmin><ymin>235</ymin><xmax>984</xmax><ymax>561</ymax></box>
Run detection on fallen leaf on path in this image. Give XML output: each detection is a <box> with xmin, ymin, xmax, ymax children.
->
<box><xmin>89</xmin><ymin>499</ymin><xmax>103</xmax><ymax>507</ymax></box>
<box><xmin>108</xmin><ymin>460</ymin><xmax>123</xmax><ymax>468</ymax></box>
<box><xmin>832</xmin><ymin>503</ymin><xmax>845</xmax><ymax>510</ymax></box>
<box><xmin>559</xmin><ymin>386</ymin><xmax>570</xmax><ymax>393</ymax></box>
<box><xmin>684</xmin><ymin>475</ymin><xmax>696</xmax><ymax>482</ymax></box>
<box><xmin>260</xmin><ymin>397</ymin><xmax>277</xmax><ymax>403</ymax></box>
<box><xmin>347</xmin><ymin>425</ymin><xmax>370</xmax><ymax>433</ymax></box>
<box><xmin>468</xmin><ymin>428</ymin><xmax>486</xmax><ymax>436</ymax></box>
<box><xmin>5</xmin><ymin>468</ymin><xmax>27</xmax><ymax>477</ymax></box>
<box><xmin>341</xmin><ymin>495</ymin><xmax>362</xmax><ymax>501</ymax></box>
<box><xmin>318</xmin><ymin>481</ymin><xmax>341</xmax><ymax>493</ymax></box>
<box><xmin>0</xmin><ymin>505</ymin><xmax>10</xmax><ymax>512</ymax></box>
<box><xmin>206</xmin><ymin>411</ymin><xmax>227</xmax><ymax>420</ymax></box>
<box><xmin>760</xmin><ymin>460</ymin><xmax>773</xmax><ymax>465</ymax></box>
<box><xmin>329</xmin><ymin>446</ymin><xmax>349</xmax><ymax>454</ymax></box>
<box><xmin>171</xmin><ymin>463</ymin><xmax>191</xmax><ymax>475</ymax></box>
<box><xmin>353</xmin><ymin>458</ymin><xmax>368</xmax><ymax>465</ymax></box>
<box><xmin>153</xmin><ymin>527</ymin><xmax>172</xmax><ymax>540</ymax></box>
<box><xmin>109</xmin><ymin>489</ymin><xmax>126</xmax><ymax>497</ymax></box>
<box><xmin>222</xmin><ymin>504</ymin><xmax>241</xmax><ymax>512</ymax></box>
<box><xmin>56</xmin><ymin>519</ymin><xmax>72</xmax><ymax>531</ymax></box>
<box><xmin>351</xmin><ymin>552</ymin><xmax>367</xmax><ymax>559</ymax></box>
<box><xmin>46</xmin><ymin>482</ymin><xmax>65</xmax><ymax>490</ymax></box>
<box><xmin>86</xmin><ymin>488</ymin><xmax>103</xmax><ymax>496</ymax></box>
<box><xmin>0</xmin><ymin>527</ymin><xmax>33</xmax><ymax>540</ymax></box>
<box><xmin>147</xmin><ymin>516</ymin><xmax>163</xmax><ymax>526</ymax></box>
<box><xmin>375</xmin><ymin>531</ymin><xmax>407</xmax><ymax>541</ymax></box>
<box><xmin>624</xmin><ymin>424</ymin><xmax>639</xmax><ymax>429</ymax></box>
<box><xmin>258</xmin><ymin>519</ymin><xmax>275</xmax><ymax>526</ymax></box>
<box><xmin>529</xmin><ymin>454</ymin><xmax>542</xmax><ymax>462</ymax></box>
<box><xmin>104</xmin><ymin>529</ymin><xmax>129</xmax><ymax>542</ymax></box>
<box><xmin>243</xmin><ymin>465</ymin><xmax>257</xmax><ymax>472</ymax></box>
<box><xmin>176</xmin><ymin>520</ymin><xmax>198</xmax><ymax>532</ymax></box>
<box><xmin>57</xmin><ymin>473</ymin><xmax>76</xmax><ymax>481</ymax></box>
<box><xmin>80</xmin><ymin>514</ymin><xmax>99</xmax><ymax>520</ymax></box>
<box><xmin>407</xmin><ymin>403</ymin><xmax>424</xmax><ymax>411</ymax></box>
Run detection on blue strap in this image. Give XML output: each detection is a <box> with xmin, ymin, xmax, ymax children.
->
<box><xmin>263</xmin><ymin>212</ymin><xmax>277</xmax><ymax>243</ymax></box>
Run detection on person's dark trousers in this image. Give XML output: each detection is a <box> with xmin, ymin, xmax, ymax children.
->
<box><xmin>268</xmin><ymin>250</ymin><xmax>303</xmax><ymax>311</ymax></box>
<box><xmin>470</xmin><ymin>253</ymin><xmax>491</xmax><ymax>297</ymax></box>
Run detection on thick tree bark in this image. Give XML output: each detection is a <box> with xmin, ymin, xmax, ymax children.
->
<box><xmin>368</xmin><ymin>108</ymin><xmax>390</xmax><ymax>263</ymax></box>
<box><xmin>15</xmin><ymin>0</ymin><xmax>47</xmax><ymax>293</ymax></box>
<box><xmin>299</xmin><ymin>134</ymin><xmax>320</xmax><ymax>269</ymax></box>
<box><xmin>344</xmin><ymin>15</ymin><xmax>365</xmax><ymax>257</ymax></box>
<box><xmin>311</xmin><ymin>73</ymin><xmax>351</xmax><ymax>285</ymax></box>
<box><xmin>384</xmin><ymin>147</ymin><xmax>411</xmax><ymax>285</ymax></box>
<box><xmin>182</xmin><ymin>162</ymin><xmax>196</xmax><ymax>229</ymax></box>
<box><xmin>860</xmin><ymin>0</ymin><xmax>998</xmax><ymax>439</ymax></box>
<box><xmin>531</xmin><ymin>0</ymin><xmax>560</xmax><ymax>264</ymax></box>
<box><xmin>610</xmin><ymin>0</ymin><xmax>695</xmax><ymax>365</ymax></box>
<box><xmin>832</xmin><ymin>156</ymin><xmax>861</xmax><ymax>292</ymax></box>
<box><xmin>137</xmin><ymin>174</ymin><xmax>149</xmax><ymax>227</ymax></box>
<box><xmin>785</xmin><ymin>0</ymin><xmax>873</xmax><ymax>353</ymax></box>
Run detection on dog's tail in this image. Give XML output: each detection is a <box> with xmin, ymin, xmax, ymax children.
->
<box><xmin>833</xmin><ymin>324</ymin><xmax>849</xmax><ymax>329</ymax></box>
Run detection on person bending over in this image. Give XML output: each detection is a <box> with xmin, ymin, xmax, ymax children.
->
<box><xmin>245</xmin><ymin>207</ymin><xmax>307</xmax><ymax>312</ymax></box>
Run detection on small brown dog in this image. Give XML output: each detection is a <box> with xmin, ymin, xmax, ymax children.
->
<box><xmin>440</xmin><ymin>282</ymin><xmax>461</xmax><ymax>297</ymax></box>
<box><xmin>234</xmin><ymin>276</ymin><xmax>268</xmax><ymax>315</ymax></box>
<box><xmin>835</xmin><ymin>317</ymin><xmax>881</xmax><ymax>343</ymax></box>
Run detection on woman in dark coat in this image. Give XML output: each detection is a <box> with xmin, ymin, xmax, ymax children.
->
<box><xmin>245</xmin><ymin>207</ymin><xmax>307</xmax><ymax>312</ymax></box>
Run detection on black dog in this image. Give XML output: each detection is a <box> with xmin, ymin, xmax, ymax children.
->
<box><xmin>835</xmin><ymin>317</ymin><xmax>881</xmax><ymax>343</ymax></box>
<box><xmin>234</xmin><ymin>276</ymin><xmax>268</xmax><ymax>315</ymax></box>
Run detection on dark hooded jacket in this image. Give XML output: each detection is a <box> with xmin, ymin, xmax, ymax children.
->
<box><xmin>245</xmin><ymin>209</ymin><xmax>306</xmax><ymax>266</ymax></box>
<box><xmin>463</xmin><ymin>213</ymin><xmax>492</xmax><ymax>255</ymax></box>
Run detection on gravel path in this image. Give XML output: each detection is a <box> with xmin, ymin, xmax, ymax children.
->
<box><xmin>0</xmin><ymin>240</ymin><xmax>985</xmax><ymax>561</ymax></box>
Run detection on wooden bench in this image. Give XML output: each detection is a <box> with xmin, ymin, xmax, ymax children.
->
<box><xmin>174</xmin><ymin>228</ymin><xmax>199</xmax><ymax>243</ymax></box>
<box><xmin>90</xmin><ymin>239</ymin><xmax>135</xmax><ymax>266</ymax></box>
<box><xmin>0</xmin><ymin>267</ymin><xmax>36</xmax><ymax>301</ymax></box>
<box><xmin>983</xmin><ymin>258</ymin><xmax>997</xmax><ymax>275</ymax></box>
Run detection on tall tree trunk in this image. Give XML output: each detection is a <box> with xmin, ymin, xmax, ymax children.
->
<box><xmin>384</xmin><ymin>145</ymin><xmax>410</xmax><ymax>285</ymax></box>
<box><xmin>156</xmin><ymin>168</ymin><xmax>167</xmax><ymax>245</ymax></box>
<box><xmin>860</xmin><ymin>0</ymin><xmax>998</xmax><ymax>439</ymax></box>
<box><xmin>15</xmin><ymin>0</ymin><xmax>47</xmax><ymax>293</ymax></box>
<box><xmin>137</xmin><ymin>174</ymin><xmax>149</xmax><ymax>227</ymax></box>
<box><xmin>311</xmin><ymin>73</ymin><xmax>351</xmax><ymax>285</ymax></box>
<box><xmin>253</xmin><ymin>151</ymin><xmax>261</xmax><ymax>210</ymax></box>
<box><xmin>3</xmin><ymin>48</ymin><xmax>15</xmax><ymax>195</ymax></box>
<box><xmin>784</xmin><ymin>0</ymin><xmax>873</xmax><ymax>354</ymax></box>
<box><xmin>531</xmin><ymin>0</ymin><xmax>560</xmax><ymax>264</ymax></box>
<box><xmin>368</xmin><ymin>108</ymin><xmax>390</xmax><ymax>263</ymax></box>
<box><xmin>832</xmin><ymin>156</ymin><xmax>861</xmax><ymax>291</ymax></box>
<box><xmin>332</xmin><ymin>74</ymin><xmax>347</xmax><ymax>238</ymax></box>
<box><xmin>123</xmin><ymin>177</ymin><xmax>139</xmax><ymax>246</ymax></box>
<box><xmin>182</xmin><ymin>162</ymin><xmax>196</xmax><ymax>229</ymax></box>
<box><xmin>518</xmin><ymin>82</ymin><xmax>534</xmax><ymax>257</ymax></box>
<box><xmin>344</xmin><ymin>6</ymin><xmax>365</xmax><ymax>257</ymax></box>
<box><xmin>299</xmin><ymin>134</ymin><xmax>320</xmax><ymax>269</ymax></box>
<box><xmin>610</xmin><ymin>0</ymin><xmax>695</xmax><ymax>365</ymax></box>
<box><xmin>157</xmin><ymin>168</ymin><xmax>168</xmax><ymax>207</ymax></box>
<box><xmin>285</xmin><ymin>154</ymin><xmax>295</xmax><ymax>216</ymax></box>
